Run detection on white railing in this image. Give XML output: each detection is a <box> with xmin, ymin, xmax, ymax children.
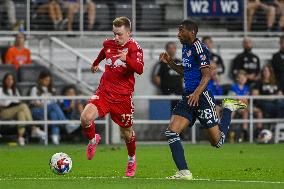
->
<box><xmin>0</xmin><ymin>96</ymin><xmax>109</xmax><ymax>145</ymax></box>
<box><xmin>1</xmin><ymin>95</ymin><xmax>284</xmax><ymax>145</ymax></box>
<box><xmin>37</xmin><ymin>36</ymin><xmax>105</xmax><ymax>93</ymax></box>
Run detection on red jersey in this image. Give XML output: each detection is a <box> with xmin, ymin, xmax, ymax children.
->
<box><xmin>92</xmin><ymin>38</ymin><xmax>144</xmax><ymax>103</ymax></box>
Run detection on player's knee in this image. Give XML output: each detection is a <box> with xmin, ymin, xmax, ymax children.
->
<box><xmin>212</xmin><ymin>132</ymin><xmax>225</xmax><ymax>148</ymax></box>
<box><xmin>80</xmin><ymin>112</ymin><xmax>93</xmax><ymax>128</ymax></box>
<box><xmin>122</xmin><ymin>132</ymin><xmax>131</xmax><ymax>142</ymax></box>
<box><xmin>121</xmin><ymin>128</ymin><xmax>134</xmax><ymax>142</ymax></box>
<box><xmin>167</xmin><ymin>124</ymin><xmax>182</xmax><ymax>134</ymax></box>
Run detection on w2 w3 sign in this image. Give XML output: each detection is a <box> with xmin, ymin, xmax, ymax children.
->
<box><xmin>187</xmin><ymin>0</ymin><xmax>243</xmax><ymax>17</ymax></box>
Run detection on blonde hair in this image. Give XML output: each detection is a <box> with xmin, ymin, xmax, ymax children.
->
<box><xmin>236</xmin><ymin>70</ymin><xmax>247</xmax><ymax>77</ymax></box>
<box><xmin>261</xmin><ymin>64</ymin><xmax>276</xmax><ymax>84</ymax></box>
<box><xmin>113</xmin><ymin>17</ymin><xmax>131</xmax><ymax>31</ymax></box>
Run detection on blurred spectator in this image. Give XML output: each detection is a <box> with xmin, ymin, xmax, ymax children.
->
<box><xmin>4</xmin><ymin>33</ymin><xmax>31</xmax><ymax>70</ymax></box>
<box><xmin>63</xmin><ymin>0</ymin><xmax>96</xmax><ymax>31</ymax></box>
<box><xmin>153</xmin><ymin>42</ymin><xmax>183</xmax><ymax>95</ymax></box>
<box><xmin>152</xmin><ymin>41</ymin><xmax>183</xmax><ymax>109</ymax></box>
<box><xmin>61</xmin><ymin>85</ymin><xmax>84</xmax><ymax>134</ymax></box>
<box><xmin>202</xmin><ymin>36</ymin><xmax>225</xmax><ymax>75</ymax></box>
<box><xmin>247</xmin><ymin>0</ymin><xmax>276</xmax><ymax>31</ymax></box>
<box><xmin>251</xmin><ymin>64</ymin><xmax>284</xmax><ymax>119</ymax></box>
<box><xmin>0</xmin><ymin>73</ymin><xmax>45</xmax><ymax>146</ymax></box>
<box><xmin>229</xmin><ymin>70</ymin><xmax>250</xmax><ymax>142</ymax></box>
<box><xmin>208</xmin><ymin>62</ymin><xmax>224</xmax><ymax>96</ymax></box>
<box><xmin>0</xmin><ymin>0</ymin><xmax>17</xmax><ymax>30</ymax></box>
<box><xmin>29</xmin><ymin>70</ymin><xmax>67</xmax><ymax>145</ymax></box>
<box><xmin>32</xmin><ymin>0</ymin><xmax>67</xmax><ymax>30</ymax></box>
<box><xmin>275</xmin><ymin>0</ymin><xmax>284</xmax><ymax>31</ymax></box>
<box><xmin>208</xmin><ymin>62</ymin><xmax>223</xmax><ymax>117</ymax></box>
<box><xmin>271</xmin><ymin>35</ymin><xmax>284</xmax><ymax>93</ymax></box>
<box><xmin>231</xmin><ymin>37</ymin><xmax>260</xmax><ymax>86</ymax></box>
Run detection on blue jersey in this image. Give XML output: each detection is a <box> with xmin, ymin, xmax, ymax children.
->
<box><xmin>182</xmin><ymin>39</ymin><xmax>211</xmax><ymax>92</ymax></box>
<box><xmin>208</xmin><ymin>79</ymin><xmax>224</xmax><ymax>96</ymax></box>
<box><xmin>230</xmin><ymin>83</ymin><xmax>250</xmax><ymax>96</ymax></box>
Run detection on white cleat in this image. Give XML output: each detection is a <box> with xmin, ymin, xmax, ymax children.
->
<box><xmin>167</xmin><ymin>170</ymin><xmax>193</xmax><ymax>180</ymax></box>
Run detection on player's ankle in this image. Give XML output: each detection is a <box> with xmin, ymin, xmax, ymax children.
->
<box><xmin>128</xmin><ymin>155</ymin><xmax>136</xmax><ymax>163</ymax></box>
<box><xmin>89</xmin><ymin>137</ymin><xmax>96</xmax><ymax>144</ymax></box>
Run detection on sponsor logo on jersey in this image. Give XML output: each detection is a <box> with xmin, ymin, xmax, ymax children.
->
<box><xmin>113</xmin><ymin>59</ymin><xmax>126</xmax><ymax>68</ymax></box>
<box><xmin>106</xmin><ymin>58</ymin><xmax>127</xmax><ymax>68</ymax></box>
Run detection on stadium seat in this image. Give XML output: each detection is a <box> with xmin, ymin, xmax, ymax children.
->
<box><xmin>0</xmin><ymin>46</ymin><xmax>9</xmax><ymax>63</ymax></box>
<box><xmin>0</xmin><ymin>64</ymin><xmax>17</xmax><ymax>83</ymax></box>
<box><xmin>137</xmin><ymin>4</ymin><xmax>163</xmax><ymax>31</ymax></box>
<box><xmin>95</xmin><ymin>4</ymin><xmax>111</xmax><ymax>31</ymax></box>
<box><xmin>18</xmin><ymin>64</ymin><xmax>48</xmax><ymax>83</ymax></box>
<box><xmin>15</xmin><ymin>1</ymin><xmax>27</xmax><ymax>21</ymax></box>
<box><xmin>114</xmin><ymin>4</ymin><xmax>132</xmax><ymax>21</ymax></box>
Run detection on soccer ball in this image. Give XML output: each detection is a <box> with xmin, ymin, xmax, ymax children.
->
<box><xmin>257</xmin><ymin>129</ymin><xmax>273</xmax><ymax>144</ymax></box>
<box><xmin>50</xmin><ymin>152</ymin><xmax>72</xmax><ymax>175</ymax></box>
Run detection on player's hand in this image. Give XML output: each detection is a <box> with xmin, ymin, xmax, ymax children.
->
<box><xmin>115</xmin><ymin>49</ymin><xmax>127</xmax><ymax>61</ymax></box>
<box><xmin>159</xmin><ymin>52</ymin><xmax>172</xmax><ymax>64</ymax></box>
<box><xmin>187</xmin><ymin>92</ymin><xmax>200</xmax><ymax>106</ymax></box>
<box><xmin>91</xmin><ymin>65</ymin><xmax>99</xmax><ymax>73</ymax></box>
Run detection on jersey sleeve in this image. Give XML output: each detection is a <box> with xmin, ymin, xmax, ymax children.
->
<box><xmin>193</xmin><ymin>41</ymin><xmax>210</xmax><ymax>69</ymax></box>
<box><xmin>125</xmin><ymin>42</ymin><xmax>144</xmax><ymax>75</ymax></box>
<box><xmin>92</xmin><ymin>48</ymin><xmax>105</xmax><ymax>67</ymax></box>
<box><xmin>92</xmin><ymin>41</ymin><xmax>106</xmax><ymax>67</ymax></box>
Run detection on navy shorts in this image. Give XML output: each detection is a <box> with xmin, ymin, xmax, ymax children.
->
<box><xmin>172</xmin><ymin>90</ymin><xmax>219</xmax><ymax>128</ymax></box>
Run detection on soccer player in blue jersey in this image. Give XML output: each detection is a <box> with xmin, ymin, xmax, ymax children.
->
<box><xmin>159</xmin><ymin>20</ymin><xmax>248</xmax><ymax>180</ymax></box>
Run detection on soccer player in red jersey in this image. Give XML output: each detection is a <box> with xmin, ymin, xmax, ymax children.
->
<box><xmin>80</xmin><ymin>17</ymin><xmax>144</xmax><ymax>177</ymax></box>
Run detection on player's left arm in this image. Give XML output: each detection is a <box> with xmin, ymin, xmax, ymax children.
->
<box><xmin>126</xmin><ymin>43</ymin><xmax>144</xmax><ymax>75</ymax></box>
<box><xmin>126</xmin><ymin>48</ymin><xmax>144</xmax><ymax>75</ymax></box>
<box><xmin>188</xmin><ymin>67</ymin><xmax>211</xmax><ymax>106</ymax></box>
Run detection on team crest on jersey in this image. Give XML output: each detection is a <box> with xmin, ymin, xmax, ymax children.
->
<box><xmin>200</xmin><ymin>54</ymin><xmax>206</xmax><ymax>61</ymax></box>
<box><xmin>186</xmin><ymin>50</ymin><xmax>191</xmax><ymax>57</ymax></box>
<box><xmin>107</xmin><ymin>49</ymin><xmax>111</xmax><ymax>53</ymax></box>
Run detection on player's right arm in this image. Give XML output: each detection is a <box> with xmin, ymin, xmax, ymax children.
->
<box><xmin>159</xmin><ymin>52</ymin><xmax>184</xmax><ymax>76</ymax></box>
<box><xmin>91</xmin><ymin>47</ymin><xmax>106</xmax><ymax>73</ymax></box>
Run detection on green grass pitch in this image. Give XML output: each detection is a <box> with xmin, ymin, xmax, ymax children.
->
<box><xmin>0</xmin><ymin>144</ymin><xmax>284</xmax><ymax>189</ymax></box>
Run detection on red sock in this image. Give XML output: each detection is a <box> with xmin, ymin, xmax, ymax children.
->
<box><xmin>83</xmin><ymin>121</ymin><xmax>95</xmax><ymax>140</ymax></box>
<box><xmin>125</xmin><ymin>131</ymin><xmax>136</xmax><ymax>157</ymax></box>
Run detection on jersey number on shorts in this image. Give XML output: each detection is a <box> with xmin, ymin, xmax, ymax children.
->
<box><xmin>198</xmin><ymin>109</ymin><xmax>213</xmax><ymax>120</ymax></box>
<box><xmin>121</xmin><ymin>114</ymin><xmax>133</xmax><ymax>127</ymax></box>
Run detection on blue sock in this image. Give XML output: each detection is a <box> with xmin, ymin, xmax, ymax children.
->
<box><xmin>219</xmin><ymin>108</ymin><xmax>232</xmax><ymax>137</ymax></box>
<box><xmin>165</xmin><ymin>130</ymin><xmax>188</xmax><ymax>170</ymax></box>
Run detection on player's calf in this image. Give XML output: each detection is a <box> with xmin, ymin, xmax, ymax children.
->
<box><xmin>212</xmin><ymin>131</ymin><xmax>225</xmax><ymax>148</ymax></box>
<box><xmin>165</xmin><ymin>129</ymin><xmax>189</xmax><ymax>170</ymax></box>
<box><xmin>121</xmin><ymin>128</ymin><xmax>137</xmax><ymax>177</ymax></box>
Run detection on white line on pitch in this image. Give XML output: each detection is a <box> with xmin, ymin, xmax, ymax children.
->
<box><xmin>0</xmin><ymin>177</ymin><xmax>283</xmax><ymax>184</ymax></box>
